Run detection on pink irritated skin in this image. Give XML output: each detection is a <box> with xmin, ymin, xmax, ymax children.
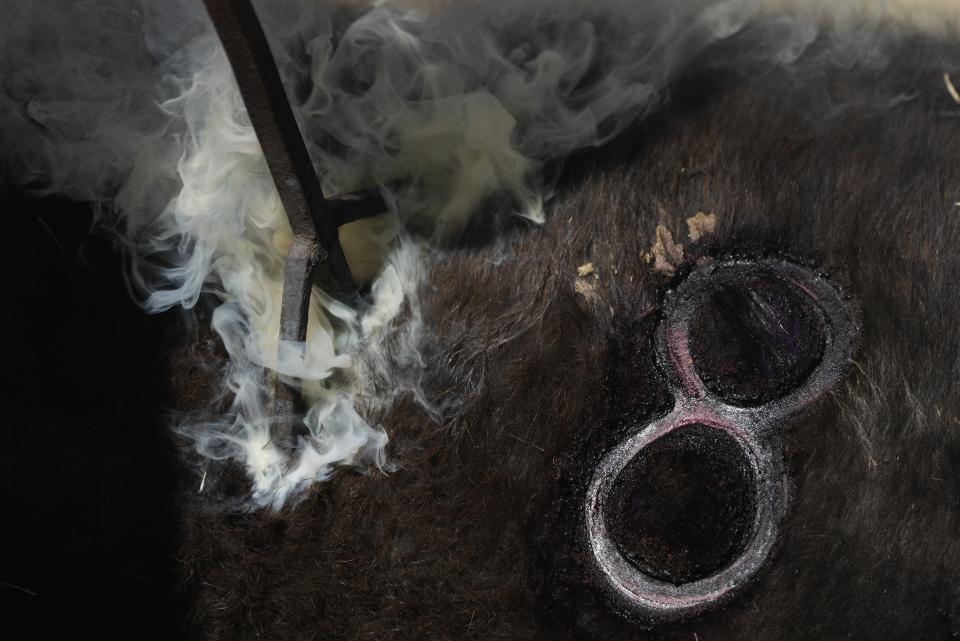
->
<box><xmin>666</xmin><ymin>324</ymin><xmax>705</xmax><ymax>398</ymax></box>
<box><xmin>640</xmin><ymin>405</ymin><xmax>754</xmax><ymax>448</ymax></box>
<box><xmin>786</xmin><ymin>274</ymin><xmax>821</xmax><ymax>303</ymax></box>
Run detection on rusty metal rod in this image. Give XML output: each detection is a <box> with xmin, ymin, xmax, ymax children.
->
<box><xmin>201</xmin><ymin>0</ymin><xmax>383</xmax><ymax>447</ymax></box>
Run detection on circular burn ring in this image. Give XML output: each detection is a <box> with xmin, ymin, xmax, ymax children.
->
<box><xmin>585</xmin><ymin>258</ymin><xmax>855</xmax><ymax>619</ymax></box>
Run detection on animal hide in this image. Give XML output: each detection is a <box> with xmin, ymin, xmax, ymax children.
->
<box><xmin>2</xmin><ymin>2</ymin><xmax>960</xmax><ymax>640</ymax></box>
<box><xmin>173</xmin><ymin>53</ymin><xmax>960</xmax><ymax>641</ymax></box>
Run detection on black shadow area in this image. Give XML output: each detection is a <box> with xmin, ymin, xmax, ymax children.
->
<box><xmin>0</xmin><ymin>189</ymin><xmax>186</xmax><ymax>640</ymax></box>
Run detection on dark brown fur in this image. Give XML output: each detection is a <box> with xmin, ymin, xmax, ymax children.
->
<box><xmin>6</xmin><ymin>42</ymin><xmax>960</xmax><ymax>641</ymax></box>
<box><xmin>171</xmin><ymin>55</ymin><xmax>960</xmax><ymax>640</ymax></box>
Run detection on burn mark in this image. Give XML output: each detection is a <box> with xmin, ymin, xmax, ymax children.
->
<box><xmin>688</xmin><ymin>267</ymin><xmax>828</xmax><ymax>407</ymax></box>
<box><xmin>605</xmin><ymin>423</ymin><xmax>756</xmax><ymax>586</ymax></box>
<box><xmin>583</xmin><ymin>254</ymin><xmax>855</xmax><ymax>621</ymax></box>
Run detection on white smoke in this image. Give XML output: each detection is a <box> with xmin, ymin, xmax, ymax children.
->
<box><xmin>1</xmin><ymin>0</ymin><xmax>956</xmax><ymax>508</ymax></box>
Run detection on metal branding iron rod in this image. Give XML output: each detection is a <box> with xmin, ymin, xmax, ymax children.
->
<box><xmin>202</xmin><ymin>0</ymin><xmax>385</xmax><ymax>448</ymax></box>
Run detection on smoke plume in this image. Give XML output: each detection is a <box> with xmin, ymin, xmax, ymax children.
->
<box><xmin>1</xmin><ymin>0</ymin><xmax>956</xmax><ymax>507</ymax></box>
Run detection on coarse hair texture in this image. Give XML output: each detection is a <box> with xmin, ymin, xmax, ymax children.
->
<box><xmin>170</xmin><ymin>41</ymin><xmax>960</xmax><ymax>640</ymax></box>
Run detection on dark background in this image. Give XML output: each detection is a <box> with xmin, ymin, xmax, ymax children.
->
<box><xmin>0</xmin><ymin>190</ymin><xmax>185</xmax><ymax>640</ymax></box>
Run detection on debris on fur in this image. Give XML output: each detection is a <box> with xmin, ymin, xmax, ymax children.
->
<box><xmin>649</xmin><ymin>224</ymin><xmax>685</xmax><ymax>275</ymax></box>
<box><xmin>687</xmin><ymin>212</ymin><xmax>718</xmax><ymax>242</ymax></box>
<box><xmin>945</xmin><ymin>72</ymin><xmax>960</xmax><ymax>104</ymax></box>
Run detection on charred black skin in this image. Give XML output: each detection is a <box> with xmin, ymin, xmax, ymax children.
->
<box><xmin>5</xmin><ymin>42</ymin><xmax>960</xmax><ymax>641</ymax></box>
